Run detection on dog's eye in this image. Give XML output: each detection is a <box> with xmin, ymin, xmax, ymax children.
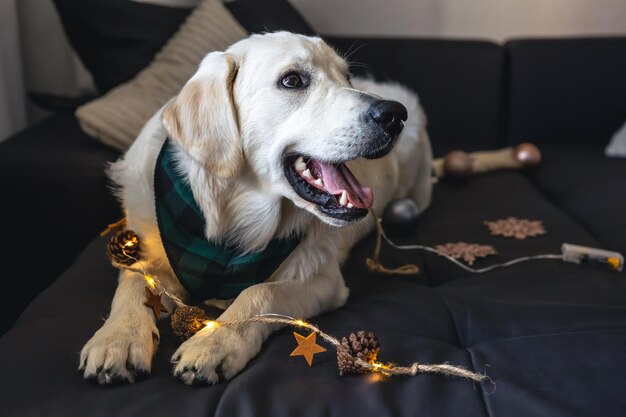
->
<box><xmin>281</xmin><ymin>72</ymin><xmax>304</xmax><ymax>89</ymax></box>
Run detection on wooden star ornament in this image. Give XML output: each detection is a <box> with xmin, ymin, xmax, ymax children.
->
<box><xmin>290</xmin><ymin>331</ymin><xmax>327</xmax><ymax>366</ymax></box>
<box><xmin>143</xmin><ymin>286</ymin><xmax>168</xmax><ymax>319</ymax></box>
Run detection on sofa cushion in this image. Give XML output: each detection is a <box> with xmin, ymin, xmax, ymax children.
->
<box><xmin>408</xmin><ymin>170</ymin><xmax>601</xmax><ymax>286</ymax></box>
<box><xmin>504</xmin><ymin>37</ymin><xmax>626</xmax><ymax>147</ymax></box>
<box><xmin>53</xmin><ymin>0</ymin><xmax>193</xmax><ymax>94</ymax></box>
<box><xmin>326</xmin><ymin>37</ymin><xmax>505</xmax><ymax>155</ymax></box>
<box><xmin>1</xmin><ymin>169</ymin><xmax>624</xmax><ymax>417</ymax></box>
<box><xmin>526</xmin><ymin>144</ymin><xmax>626</xmax><ymax>256</ymax></box>
<box><xmin>72</xmin><ymin>0</ymin><xmax>317</xmax><ymax>152</ymax></box>
<box><xmin>74</xmin><ymin>0</ymin><xmax>248</xmax><ymax>151</ymax></box>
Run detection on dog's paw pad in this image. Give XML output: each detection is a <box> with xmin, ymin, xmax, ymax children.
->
<box><xmin>215</xmin><ymin>363</ymin><xmax>226</xmax><ymax>381</ymax></box>
<box><xmin>83</xmin><ymin>369</ymin><xmax>135</xmax><ymax>385</ymax></box>
<box><xmin>102</xmin><ymin>370</ymin><xmax>132</xmax><ymax>386</ymax></box>
<box><xmin>175</xmin><ymin>366</ymin><xmax>219</xmax><ymax>386</ymax></box>
<box><xmin>192</xmin><ymin>375</ymin><xmax>212</xmax><ymax>386</ymax></box>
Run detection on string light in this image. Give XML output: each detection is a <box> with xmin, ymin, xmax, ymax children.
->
<box><xmin>145</xmin><ymin>275</ymin><xmax>157</xmax><ymax>289</ymax></box>
<box><xmin>121</xmin><ymin>235</ymin><xmax>139</xmax><ymax>257</ymax></box>
<box><xmin>370</xmin><ymin>361</ymin><xmax>392</xmax><ymax>375</ymax></box>
<box><xmin>204</xmin><ymin>320</ymin><xmax>220</xmax><ymax>330</ymax></box>
<box><xmin>124</xmin><ymin>239</ymin><xmax>137</xmax><ymax>248</ymax></box>
<box><xmin>105</xmin><ymin>223</ymin><xmax>490</xmax><ymax>384</ymax></box>
<box><xmin>371</xmin><ymin>215</ymin><xmax>562</xmax><ymax>274</ymax></box>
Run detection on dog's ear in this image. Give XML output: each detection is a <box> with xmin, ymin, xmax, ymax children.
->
<box><xmin>162</xmin><ymin>52</ymin><xmax>242</xmax><ymax>178</ymax></box>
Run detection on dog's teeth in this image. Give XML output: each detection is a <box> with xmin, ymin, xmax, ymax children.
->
<box><xmin>347</xmin><ymin>203</ymin><xmax>354</xmax><ymax>209</ymax></box>
<box><xmin>339</xmin><ymin>190</ymin><xmax>348</xmax><ymax>206</ymax></box>
<box><xmin>295</xmin><ymin>157</ymin><xmax>307</xmax><ymax>171</ymax></box>
<box><xmin>302</xmin><ymin>169</ymin><xmax>313</xmax><ymax>179</ymax></box>
<box><xmin>314</xmin><ymin>178</ymin><xmax>323</xmax><ymax>186</ymax></box>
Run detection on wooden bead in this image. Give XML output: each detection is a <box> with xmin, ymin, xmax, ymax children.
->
<box><xmin>443</xmin><ymin>150</ymin><xmax>474</xmax><ymax>179</ymax></box>
<box><xmin>514</xmin><ymin>143</ymin><xmax>541</xmax><ymax>167</ymax></box>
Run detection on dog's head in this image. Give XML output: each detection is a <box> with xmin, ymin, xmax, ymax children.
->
<box><xmin>162</xmin><ymin>31</ymin><xmax>407</xmax><ymax>227</ymax></box>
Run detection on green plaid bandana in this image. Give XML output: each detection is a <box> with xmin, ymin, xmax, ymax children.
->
<box><xmin>154</xmin><ymin>139</ymin><xmax>301</xmax><ymax>301</ymax></box>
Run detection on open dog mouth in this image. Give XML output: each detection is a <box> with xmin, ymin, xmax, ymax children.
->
<box><xmin>283</xmin><ymin>155</ymin><xmax>373</xmax><ymax>222</ymax></box>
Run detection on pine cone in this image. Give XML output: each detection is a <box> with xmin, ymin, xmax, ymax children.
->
<box><xmin>107</xmin><ymin>229</ymin><xmax>141</xmax><ymax>265</ymax></box>
<box><xmin>337</xmin><ymin>330</ymin><xmax>381</xmax><ymax>376</ymax></box>
<box><xmin>171</xmin><ymin>306</ymin><xmax>208</xmax><ymax>341</ymax></box>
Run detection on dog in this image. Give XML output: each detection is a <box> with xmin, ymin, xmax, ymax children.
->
<box><xmin>79</xmin><ymin>31</ymin><xmax>432</xmax><ymax>385</ymax></box>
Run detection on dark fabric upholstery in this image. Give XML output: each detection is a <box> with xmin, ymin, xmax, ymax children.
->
<box><xmin>526</xmin><ymin>144</ymin><xmax>626</xmax><ymax>256</ymax></box>
<box><xmin>409</xmin><ymin>171</ymin><xmax>600</xmax><ymax>285</ymax></box>
<box><xmin>504</xmin><ymin>37</ymin><xmax>626</xmax><ymax>146</ymax></box>
<box><xmin>3</xmin><ymin>33</ymin><xmax>626</xmax><ymax>416</ymax></box>
<box><xmin>0</xmin><ymin>115</ymin><xmax>122</xmax><ymax>335</ymax></box>
<box><xmin>326</xmin><ymin>37</ymin><xmax>505</xmax><ymax>154</ymax></box>
<box><xmin>1</xmin><ymin>170</ymin><xmax>625</xmax><ymax>417</ymax></box>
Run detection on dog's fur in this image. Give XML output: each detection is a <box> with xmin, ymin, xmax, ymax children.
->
<box><xmin>79</xmin><ymin>32</ymin><xmax>432</xmax><ymax>385</ymax></box>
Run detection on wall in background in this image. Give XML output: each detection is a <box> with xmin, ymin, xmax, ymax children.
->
<box><xmin>290</xmin><ymin>0</ymin><xmax>626</xmax><ymax>41</ymax></box>
<box><xmin>16</xmin><ymin>0</ymin><xmax>94</xmax><ymax>128</ymax></box>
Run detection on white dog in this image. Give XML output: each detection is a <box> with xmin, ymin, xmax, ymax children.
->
<box><xmin>79</xmin><ymin>31</ymin><xmax>432</xmax><ymax>385</ymax></box>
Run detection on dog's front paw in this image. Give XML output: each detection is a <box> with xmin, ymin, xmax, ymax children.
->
<box><xmin>79</xmin><ymin>316</ymin><xmax>159</xmax><ymax>385</ymax></box>
<box><xmin>172</xmin><ymin>325</ymin><xmax>259</xmax><ymax>385</ymax></box>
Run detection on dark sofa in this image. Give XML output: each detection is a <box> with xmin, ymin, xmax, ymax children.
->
<box><xmin>1</xmin><ymin>1</ymin><xmax>625</xmax><ymax>416</ymax></box>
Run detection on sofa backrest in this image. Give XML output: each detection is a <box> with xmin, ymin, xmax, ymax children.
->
<box><xmin>326</xmin><ymin>37</ymin><xmax>505</xmax><ymax>156</ymax></box>
<box><xmin>503</xmin><ymin>37</ymin><xmax>626</xmax><ymax>147</ymax></box>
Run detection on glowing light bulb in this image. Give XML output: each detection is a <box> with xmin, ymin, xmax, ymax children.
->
<box><xmin>295</xmin><ymin>320</ymin><xmax>306</xmax><ymax>327</ymax></box>
<box><xmin>204</xmin><ymin>320</ymin><xmax>220</xmax><ymax>330</ymax></box>
<box><xmin>124</xmin><ymin>239</ymin><xmax>137</xmax><ymax>248</ymax></box>
<box><xmin>370</xmin><ymin>361</ymin><xmax>390</xmax><ymax>374</ymax></box>
<box><xmin>145</xmin><ymin>275</ymin><xmax>156</xmax><ymax>289</ymax></box>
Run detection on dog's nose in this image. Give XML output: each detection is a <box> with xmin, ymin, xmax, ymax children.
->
<box><xmin>368</xmin><ymin>100</ymin><xmax>408</xmax><ymax>135</ymax></box>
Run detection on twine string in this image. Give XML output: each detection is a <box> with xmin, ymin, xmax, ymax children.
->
<box><xmin>217</xmin><ymin>314</ymin><xmax>488</xmax><ymax>382</ymax></box>
<box><xmin>366</xmin><ymin>209</ymin><xmax>420</xmax><ymax>275</ymax></box>
<box><xmin>100</xmin><ymin>217</ymin><xmax>127</xmax><ymax>237</ymax></box>
<box><xmin>112</xmin><ymin>259</ymin><xmax>187</xmax><ymax>308</ymax></box>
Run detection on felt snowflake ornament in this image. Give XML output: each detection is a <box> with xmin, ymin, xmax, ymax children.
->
<box><xmin>484</xmin><ymin>217</ymin><xmax>547</xmax><ymax>239</ymax></box>
<box><xmin>435</xmin><ymin>242</ymin><xmax>497</xmax><ymax>265</ymax></box>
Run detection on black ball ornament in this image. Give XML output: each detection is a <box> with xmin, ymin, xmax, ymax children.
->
<box><xmin>381</xmin><ymin>198</ymin><xmax>421</xmax><ymax>237</ymax></box>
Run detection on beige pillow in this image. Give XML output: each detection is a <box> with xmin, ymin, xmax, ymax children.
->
<box><xmin>76</xmin><ymin>0</ymin><xmax>247</xmax><ymax>151</ymax></box>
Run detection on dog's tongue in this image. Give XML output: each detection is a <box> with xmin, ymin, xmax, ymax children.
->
<box><xmin>310</xmin><ymin>160</ymin><xmax>373</xmax><ymax>209</ymax></box>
